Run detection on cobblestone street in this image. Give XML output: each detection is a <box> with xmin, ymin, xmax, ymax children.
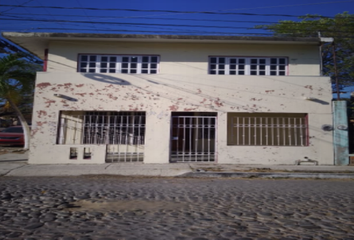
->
<box><xmin>0</xmin><ymin>176</ymin><xmax>354</xmax><ymax>240</ymax></box>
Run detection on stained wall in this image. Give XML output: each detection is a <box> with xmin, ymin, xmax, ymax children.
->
<box><xmin>29</xmin><ymin>40</ymin><xmax>333</xmax><ymax>164</ymax></box>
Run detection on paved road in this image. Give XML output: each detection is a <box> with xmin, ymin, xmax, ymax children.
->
<box><xmin>0</xmin><ymin>176</ymin><xmax>354</xmax><ymax>240</ymax></box>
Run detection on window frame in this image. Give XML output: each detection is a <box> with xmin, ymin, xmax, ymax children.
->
<box><xmin>78</xmin><ymin>54</ymin><xmax>160</xmax><ymax>74</ymax></box>
<box><xmin>57</xmin><ymin>111</ymin><xmax>146</xmax><ymax>145</ymax></box>
<box><xmin>209</xmin><ymin>56</ymin><xmax>288</xmax><ymax>76</ymax></box>
<box><xmin>227</xmin><ymin>113</ymin><xmax>309</xmax><ymax>147</ymax></box>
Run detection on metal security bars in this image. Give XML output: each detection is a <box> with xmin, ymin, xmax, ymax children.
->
<box><xmin>170</xmin><ymin>113</ymin><xmax>217</xmax><ymax>163</ymax></box>
<box><xmin>78</xmin><ymin>55</ymin><xmax>159</xmax><ymax>74</ymax></box>
<box><xmin>227</xmin><ymin>113</ymin><xmax>308</xmax><ymax>146</ymax></box>
<box><xmin>57</xmin><ymin>111</ymin><xmax>146</xmax><ymax>162</ymax></box>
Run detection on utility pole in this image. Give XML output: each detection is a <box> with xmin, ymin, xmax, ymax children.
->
<box><xmin>332</xmin><ymin>42</ymin><xmax>340</xmax><ymax>100</ymax></box>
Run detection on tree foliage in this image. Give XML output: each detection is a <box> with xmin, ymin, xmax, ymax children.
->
<box><xmin>0</xmin><ymin>53</ymin><xmax>38</xmax><ymax>149</ymax></box>
<box><xmin>256</xmin><ymin>12</ymin><xmax>354</xmax><ymax>89</ymax></box>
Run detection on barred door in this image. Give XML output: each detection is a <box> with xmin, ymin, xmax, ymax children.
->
<box><xmin>104</xmin><ymin>112</ymin><xmax>146</xmax><ymax>163</ymax></box>
<box><xmin>170</xmin><ymin>113</ymin><xmax>216</xmax><ymax>163</ymax></box>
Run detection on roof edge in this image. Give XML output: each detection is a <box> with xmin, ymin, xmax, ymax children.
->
<box><xmin>2</xmin><ymin>32</ymin><xmax>321</xmax><ymax>43</ymax></box>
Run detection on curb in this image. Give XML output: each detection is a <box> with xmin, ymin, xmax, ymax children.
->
<box><xmin>180</xmin><ymin>172</ymin><xmax>354</xmax><ymax>179</ymax></box>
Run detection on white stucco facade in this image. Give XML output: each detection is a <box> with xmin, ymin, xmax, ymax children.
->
<box><xmin>2</xmin><ymin>33</ymin><xmax>334</xmax><ymax>165</ymax></box>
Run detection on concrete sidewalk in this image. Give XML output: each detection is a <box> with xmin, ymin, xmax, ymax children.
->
<box><xmin>1</xmin><ymin>151</ymin><xmax>354</xmax><ymax>179</ymax></box>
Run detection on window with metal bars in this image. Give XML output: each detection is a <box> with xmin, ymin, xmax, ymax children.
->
<box><xmin>227</xmin><ymin>113</ymin><xmax>308</xmax><ymax>146</ymax></box>
<box><xmin>57</xmin><ymin>111</ymin><xmax>146</xmax><ymax>145</ymax></box>
<box><xmin>78</xmin><ymin>55</ymin><xmax>159</xmax><ymax>74</ymax></box>
<box><xmin>209</xmin><ymin>57</ymin><xmax>287</xmax><ymax>76</ymax></box>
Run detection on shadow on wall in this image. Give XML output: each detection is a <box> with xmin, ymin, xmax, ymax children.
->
<box><xmin>309</xmin><ymin>98</ymin><xmax>330</xmax><ymax>105</ymax></box>
<box><xmin>82</xmin><ymin>73</ymin><xmax>131</xmax><ymax>85</ymax></box>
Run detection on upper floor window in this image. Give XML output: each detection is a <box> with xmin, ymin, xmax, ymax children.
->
<box><xmin>78</xmin><ymin>55</ymin><xmax>159</xmax><ymax>74</ymax></box>
<box><xmin>209</xmin><ymin>57</ymin><xmax>288</xmax><ymax>76</ymax></box>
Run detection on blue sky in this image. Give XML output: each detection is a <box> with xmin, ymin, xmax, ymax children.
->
<box><xmin>0</xmin><ymin>0</ymin><xmax>353</xmax><ymax>35</ymax></box>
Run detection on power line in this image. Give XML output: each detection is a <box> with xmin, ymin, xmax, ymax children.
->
<box><xmin>1</xmin><ymin>16</ymin><xmax>354</xmax><ymax>35</ymax></box>
<box><xmin>1</xmin><ymin>1</ymin><xmax>353</xmax><ymax>17</ymax></box>
<box><xmin>8</xmin><ymin>0</ymin><xmax>45</xmax><ymax>32</ymax></box>
<box><xmin>2</xmin><ymin>12</ymin><xmax>280</xmax><ymax>24</ymax></box>
<box><xmin>33</xmin><ymin>0</ymin><xmax>66</xmax><ymax>30</ymax></box>
<box><xmin>0</xmin><ymin>17</ymin><xmax>255</xmax><ymax>30</ymax></box>
<box><xmin>0</xmin><ymin>4</ymin><xmax>336</xmax><ymax>18</ymax></box>
<box><xmin>5</xmin><ymin>12</ymin><xmax>354</xmax><ymax>28</ymax></box>
<box><xmin>0</xmin><ymin>0</ymin><xmax>33</xmax><ymax>14</ymax></box>
<box><xmin>1</xmin><ymin>4</ymin><xmax>353</xmax><ymax>37</ymax></box>
<box><xmin>211</xmin><ymin>0</ymin><xmax>354</xmax><ymax>13</ymax></box>
<box><xmin>74</xmin><ymin>0</ymin><xmax>98</xmax><ymax>31</ymax></box>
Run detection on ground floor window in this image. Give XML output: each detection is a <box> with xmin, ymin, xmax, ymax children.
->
<box><xmin>227</xmin><ymin>113</ymin><xmax>308</xmax><ymax>146</ymax></box>
<box><xmin>57</xmin><ymin>111</ymin><xmax>146</xmax><ymax>162</ymax></box>
<box><xmin>57</xmin><ymin>111</ymin><xmax>145</xmax><ymax>145</ymax></box>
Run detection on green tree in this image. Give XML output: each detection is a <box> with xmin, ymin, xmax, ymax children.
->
<box><xmin>0</xmin><ymin>53</ymin><xmax>37</xmax><ymax>149</ymax></box>
<box><xmin>256</xmin><ymin>12</ymin><xmax>354</xmax><ymax>91</ymax></box>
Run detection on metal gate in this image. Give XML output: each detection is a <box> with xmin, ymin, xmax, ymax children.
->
<box><xmin>170</xmin><ymin>113</ymin><xmax>216</xmax><ymax>162</ymax></box>
<box><xmin>57</xmin><ymin>111</ymin><xmax>145</xmax><ymax>162</ymax></box>
<box><xmin>105</xmin><ymin>112</ymin><xmax>146</xmax><ymax>163</ymax></box>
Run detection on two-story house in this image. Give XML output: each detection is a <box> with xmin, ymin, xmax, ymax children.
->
<box><xmin>2</xmin><ymin>32</ymin><xmax>334</xmax><ymax>165</ymax></box>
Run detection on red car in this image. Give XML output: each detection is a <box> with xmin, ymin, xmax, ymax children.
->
<box><xmin>0</xmin><ymin>126</ymin><xmax>25</xmax><ymax>146</ymax></box>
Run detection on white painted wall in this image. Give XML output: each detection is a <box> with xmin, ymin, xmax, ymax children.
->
<box><xmin>47</xmin><ymin>41</ymin><xmax>321</xmax><ymax>75</ymax></box>
<box><xmin>30</xmin><ymin>71</ymin><xmax>333</xmax><ymax>164</ymax></box>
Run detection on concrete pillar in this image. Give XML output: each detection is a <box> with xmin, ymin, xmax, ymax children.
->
<box><xmin>333</xmin><ymin>100</ymin><xmax>349</xmax><ymax>165</ymax></box>
<box><xmin>144</xmin><ymin>111</ymin><xmax>170</xmax><ymax>163</ymax></box>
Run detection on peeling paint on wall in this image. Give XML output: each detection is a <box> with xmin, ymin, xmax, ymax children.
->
<box><xmin>37</xmin><ymin>82</ymin><xmax>51</xmax><ymax>90</ymax></box>
<box><xmin>169</xmin><ymin>105</ymin><xmax>178</xmax><ymax>111</ymax></box>
<box><xmin>265</xmin><ymin>90</ymin><xmax>275</xmax><ymax>94</ymax></box>
<box><xmin>64</xmin><ymin>83</ymin><xmax>72</xmax><ymax>89</ymax></box>
<box><xmin>37</xmin><ymin>110</ymin><xmax>47</xmax><ymax>118</ymax></box>
<box><xmin>31</xmin><ymin>121</ymin><xmax>47</xmax><ymax>137</ymax></box>
<box><xmin>61</xmin><ymin>99</ymin><xmax>70</xmax><ymax>107</ymax></box>
<box><xmin>184</xmin><ymin>108</ymin><xmax>197</xmax><ymax>111</ymax></box>
<box><xmin>43</xmin><ymin>98</ymin><xmax>56</xmax><ymax>108</ymax></box>
<box><xmin>214</xmin><ymin>98</ymin><xmax>224</xmax><ymax>107</ymax></box>
<box><xmin>305</xmin><ymin>85</ymin><xmax>313</xmax><ymax>90</ymax></box>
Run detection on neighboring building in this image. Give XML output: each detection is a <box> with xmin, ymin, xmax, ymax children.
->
<box><xmin>2</xmin><ymin>32</ymin><xmax>334</xmax><ymax>164</ymax></box>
